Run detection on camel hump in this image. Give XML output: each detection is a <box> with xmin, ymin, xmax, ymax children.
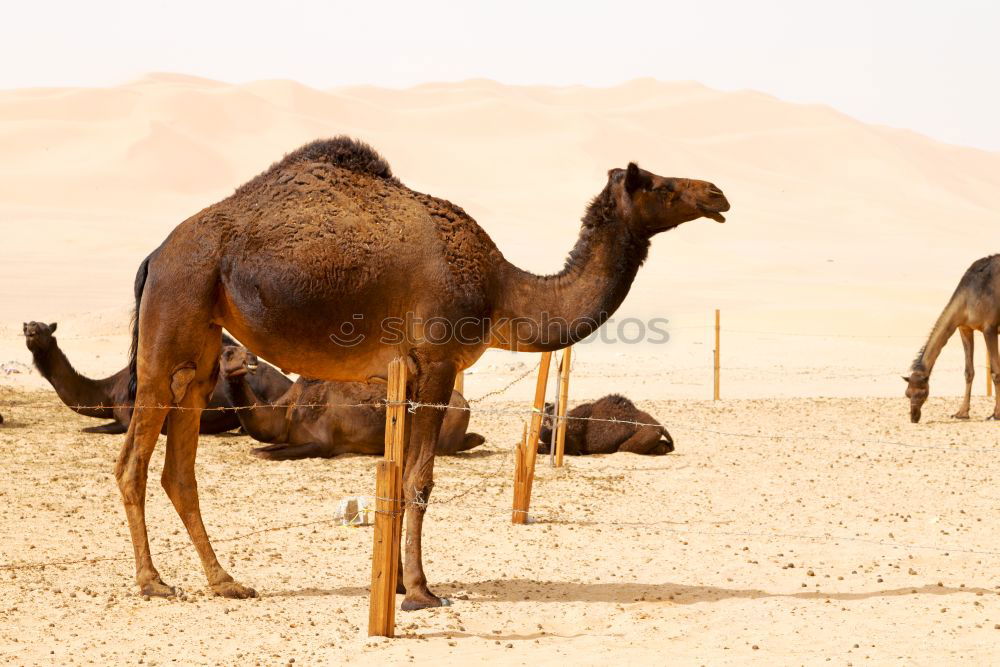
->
<box><xmin>249</xmin><ymin>136</ymin><xmax>397</xmax><ymax>187</ymax></box>
<box><xmin>602</xmin><ymin>393</ymin><xmax>636</xmax><ymax>410</ymax></box>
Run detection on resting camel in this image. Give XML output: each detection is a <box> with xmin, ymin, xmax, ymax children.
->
<box><xmin>23</xmin><ymin>321</ymin><xmax>290</xmax><ymax>434</ymax></box>
<box><xmin>537</xmin><ymin>394</ymin><xmax>674</xmax><ymax>455</ymax></box>
<box><xmin>904</xmin><ymin>254</ymin><xmax>1000</xmax><ymax>423</ymax></box>
<box><xmin>220</xmin><ymin>346</ymin><xmax>484</xmax><ymax>459</ymax></box>
<box><xmin>118</xmin><ymin>136</ymin><xmax>729</xmax><ymax>608</ymax></box>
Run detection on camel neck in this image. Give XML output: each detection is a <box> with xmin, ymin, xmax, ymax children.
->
<box><xmin>31</xmin><ymin>340</ymin><xmax>116</xmax><ymax>417</ymax></box>
<box><xmin>223</xmin><ymin>374</ymin><xmax>258</xmax><ymax>408</ymax></box>
<box><xmin>913</xmin><ymin>305</ymin><xmax>960</xmax><ymax>373</ymax></box>
<box><xmin>492</xmin><ymin>190</ymin><xmax>650</xmax><ymax>351</ymax></box>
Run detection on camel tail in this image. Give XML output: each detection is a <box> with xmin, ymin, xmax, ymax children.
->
<box><xmin>127</xmin><ymin>254</ymin><xmax>152</xmax><ymax>400</ymax></box>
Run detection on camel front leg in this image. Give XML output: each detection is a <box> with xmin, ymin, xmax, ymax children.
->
<box><xmin>400</xmin><ymin>358</ymin><xmax>455</xmax><ymax>611</ymax></box>
<box><xmin>985</xmin><ymin>327</ymin><xmax>1000</xmax><ymax>420</ymax></box>
<box><xmin>953</xmin><ymin>327</ymin><xmax>974</xmax><ymax>419</ymax></box>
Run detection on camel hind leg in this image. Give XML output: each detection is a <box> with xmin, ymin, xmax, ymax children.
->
<box><xmin>952</xmin><ymin>326</ymin><xmax>974</xmax><ymax>419</ymax></box>
<box><xmin>114</xmin><ymin>377</ymin><xmax>171</xmax><ymax>596</ymax></box>
<box><xmin>616</xmin><ymin>425</ymin><xmax>670</xmax><ymax>455</ymax></box>
<box><xmin>161</xmin><ymin>330</ymin><xmax>257</xmax><ymax>598</ymax></box>
<box><xmin>984</xmin><ymin>327</ymin><xmax>1000</xmax><ymax>420</ymax></box>
<box><xmin>84</xmin><ymin>421</ymin><xmax>128</xmax><ymax>435</ymax></box>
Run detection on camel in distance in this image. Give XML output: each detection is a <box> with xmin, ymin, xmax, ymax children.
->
<box><xmin>905</xmin><ymin>254</ymin><xmax>1000</xmax><ymax>423</ymax></box>
<box><xmin>117</xmin><ymin>136</ymin><xmax>729</xmax><ymax>610</ymax></box>
<box><xmin>538</xmin><ymin>394</ymin><xmax>674</xmax><ymax>455</ymax></box>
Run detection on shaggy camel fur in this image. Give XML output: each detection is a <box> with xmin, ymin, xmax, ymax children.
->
<box><xmin>538</xmin><ymin>394</ymin><xmax>674</xmax><ymax>455</ymax></box>
<box><xmin>220</xmin><ymin>346</ymin><xmax>484</xmax><ymax>459</ymax></box>
<box><xmin>118</xmin><ymin>136</ymin><xmax>728</xmax><ymax>607</ymax></box>
<box><xmin>905</xmin><ymin>254</ymin><xmax>1000</xmax><ymax>423</ymax></box>
<box><xmin>24</xmin><ymin>321</ymin><xmax>289</xmax><ymax>434</ymax></box>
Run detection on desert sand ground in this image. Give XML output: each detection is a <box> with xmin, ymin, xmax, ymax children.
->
<box><xmin>2</xmin><ymin>76</ymin><xmax>1000</xmax><ymax>664</ymax></box>
<box><xmin>2</xmin><ymin>389</ymin><xmax>1000</xmax><ymax>665</ymax></box>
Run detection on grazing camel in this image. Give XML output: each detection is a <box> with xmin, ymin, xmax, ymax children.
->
<box><xmin>904</xmin><ymin>255</ymin><xmax>1000</xmax><ymax>423</ymax></box>
<box><xmin>537</xmin><ymin>394</ymin><xmax>674</xmax><ymax>455</ymax></box>
<box><xmin>220</xmin><ymin>346</ymin><xmax>484</xmax><ymax>459</ymax></box>
<box><xmin>23</xmin><ymin>321</ymin><xmax>290</xmax><ymax>434</ymax></box>
<box><xmin>119</xmin><ymin>136</ymin><xmax>729</xmax><ymax>607</ymax></box>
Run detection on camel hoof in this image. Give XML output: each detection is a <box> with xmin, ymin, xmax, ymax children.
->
<box><xmin>211</xmin><ymin>581</ymin><xmax>258</xmax><ymax>599</ymax></box>
<box><xmin>951</xmin><ymin>413</ymin><xmax>970</xmax><ymax>420</ymax></box>
<box><xmin>139</xmin><ymin>580</ymin><xmax>176</xmax><ymax>598</ymax></box>
<box><xmin>987</xmin><ymin>415</ymin><xmax>999</xmax><ymax>422</ymax></box>
<box><xmin>400</xmin><ymin>593</ymin><xmax>450</xmax><ymax>611</ymax></box>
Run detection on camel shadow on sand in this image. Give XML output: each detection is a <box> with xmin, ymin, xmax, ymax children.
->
<box><xmin>267</xmin><ymin>579</ymin><xmax>992</xmax><ymax>606</ymax></box>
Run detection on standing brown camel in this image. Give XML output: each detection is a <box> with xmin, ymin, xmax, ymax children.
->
<box><xmin>24</xmin><ymin>321</ymin><xmax>290</xmax><ymax>434</ymax></box>
<box><xmin>219</xmin><ymin>346</ymin><xmax>484</xmax><ymax>459</ymax></box>
<box><xmin>119</xmin><ymin>136</ymin><xmax>729</xmax><ymax>608</ymax></box>
<box><xmin>904</xmin><ymin>254</ymin><xmax>1000</xmax><ymax>423</ymax></box>
<box><xmin>537</xmin><ymin>394</ymin><xmax>674</xmax><ymax>455</ymax></box>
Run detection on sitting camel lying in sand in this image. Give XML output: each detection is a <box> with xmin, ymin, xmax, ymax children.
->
<box><xmin>23</xmin><ymin>321</ymin><xmax>290</xmax><ymax>434</ymax></box>
<box><xmin>904</xmin><ymin>254</ymin><xmax>1000</xmax><ymax>423</ymax></box>
<box><xmin>538</xmin><ymin>394</ymin><xmax>674</xmax><ymax>455</ymax></box>
<box><xmin>220</xmin><ymin>346</ymin><xmax>486</xmax><ymax>460</ymax></box>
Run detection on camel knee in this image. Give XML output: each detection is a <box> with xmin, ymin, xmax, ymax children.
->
<box><xmin>966</xmin><ymin>370</ymin><xmax>975</xmax><ymax>383</ymax></box>
<box><xmin>115</xmin><ymin>463</ymin><xmax>147</xmax><ymax>505</ymax></box>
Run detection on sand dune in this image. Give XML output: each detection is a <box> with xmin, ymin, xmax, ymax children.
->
<box><xmin>0</xmin><ymin>75</ymin><xmax>998</xmax><ymax>395</ymax></box>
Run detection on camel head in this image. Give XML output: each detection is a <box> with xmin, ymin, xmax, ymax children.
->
<box><xmin>220</xmin><ymin>345</ymin><xmax>260</xmax><ymax>380</ymax></box>
<box><xmin>902</xmin><ymin>370</ymin><xmax>929</xmax><ymax>423</ymax></box>
<box><xmin>23</xmin><ymin>321</ymin><xmax>57</xmax><ymax>352</ymax></box>
<box><xmin>538</xmin><ymin>401</ymin><xmax>556</xmax><ymax>444</ymax></box>
<box><xmin>609</xmin><ymin>162</ymin><xmax>729</xmax><ymax>236</ymax></box>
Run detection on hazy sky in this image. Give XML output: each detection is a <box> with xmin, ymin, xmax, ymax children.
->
<box><xmin>3</xmin><ymin>0</ymin><xmax>998</xmax><ymax>149</ymax></box>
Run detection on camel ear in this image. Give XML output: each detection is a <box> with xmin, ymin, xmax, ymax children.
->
<box><xmin>624</xmin><ymin>163</ymin><xmax>650</xmax><ymax>195</ymax></box>
<box><xmin>901</xmin><ymin>375</ymin><xmax>910</xmax><ymax>383</ymax></box>
<box><xmin>49</xmin><ymin>323</ymin><xmax>57</xmax><ymax>333</ymax></box>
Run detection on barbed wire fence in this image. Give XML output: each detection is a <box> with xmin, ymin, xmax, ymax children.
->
<box><xmin>2</xmin><ymin>323</ymin><xmax>999</xmax><ymax>579</ymax></box>
<box><xmin>3</xmin><ymin>399</ymin><xmax>1000</xmax><ymax>574</ymax></box>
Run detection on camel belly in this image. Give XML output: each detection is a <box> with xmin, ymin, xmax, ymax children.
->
<box><xmin>215</xmin><ymin>251</ymin><xmax>489</xmax><ymax>379</ymax></box>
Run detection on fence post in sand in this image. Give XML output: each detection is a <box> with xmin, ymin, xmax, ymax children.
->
<box><xmin>454</xmin><ymin>371</ymin><xmax>465</xmax><ymax>395</ymax></box>
<box><xmin>713</xmin><ymin>309</ymin><xmax>721</xmax><ymax>401</ymax></box>
<box><xmin>368</xmin><ymin>357</ymin><xmax>407</xmax><ymax>637</ymax></box>
<box><xmin>553</xmin><ymin>347</ymin><xmax>572</xmax><ymax>468</ymax></box>
<box><xmin>512</xmin><ymin>351</ymin><xmax>553</xmax><ymax>524</ymax></box>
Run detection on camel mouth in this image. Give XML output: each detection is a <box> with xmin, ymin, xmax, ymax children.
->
<box><xmin>698</xmin><ymin>205</ymin><xmax>726</xmax><ymax>223</ymax></box>
<box><xmin>246</xmin><ymin>359</ymin><xmax>259</xmax><ymax>372</ymax></box>
<box><xmin>224</xmin><ymin>365</ymin><xmax>249</xmax><ymax>378</ymax></box>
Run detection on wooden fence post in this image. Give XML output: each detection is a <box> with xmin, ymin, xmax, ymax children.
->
<box><xmin>454</xmin><ymin>370</ymin><xmax>465</xmax><ymax>395</ymax></box>
<box><xmin>512</xmin><ymin>351</ymin><xmax>553</xmax><ymax>524</ymax></box>
<box><xmin>713</xmin><ymin>309</ymin><xmax>720</xmax><ymax>401</ymax></box>
<box><xmin>368</xmin><ymin>357</ymin><xmax>407</xmax><ymax>637</ymax></box>
<box><xmin>553</xmin><ymin>347</ymin><xmax>572</xmax><ymax>468</ymax></box>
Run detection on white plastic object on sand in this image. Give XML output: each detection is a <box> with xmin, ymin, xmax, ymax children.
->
<box><xmin>337</xmin><ymin>496</ymin><xmax>375</xmax><ymax>526</ymax></box>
